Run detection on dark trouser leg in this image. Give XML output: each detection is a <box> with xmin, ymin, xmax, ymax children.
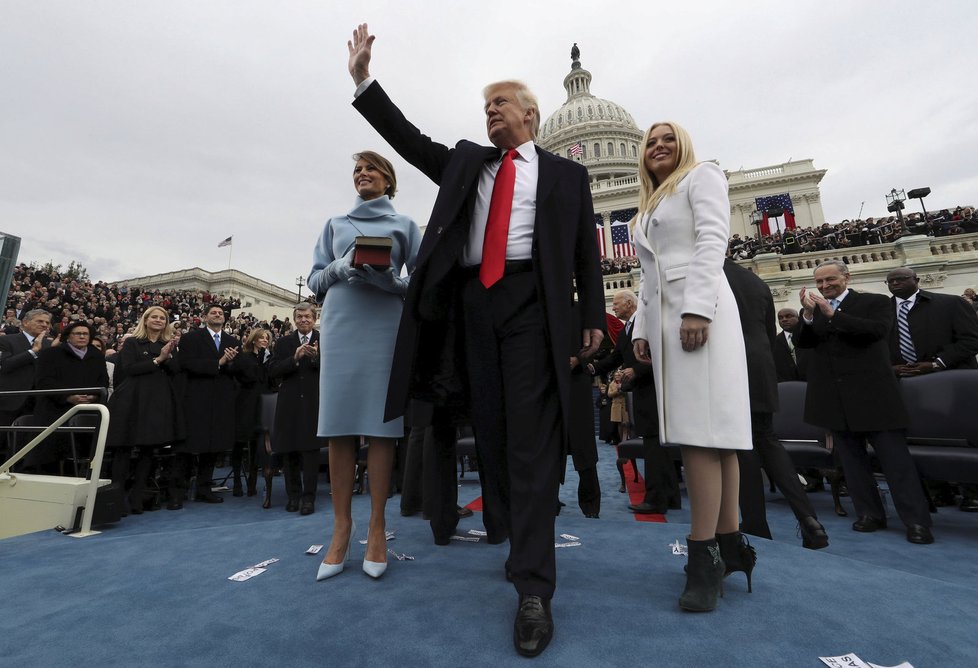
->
<box><xmin>642</xmin><ymin>436</ymin><xmax>680</xmax><ymax>509</ymax></box>
<box><xmin>400</xmin><ymin>426</ymin><xmax>424</xmax><ymax>513</ymax></box>
<box><xmin>736</xmin><ymin>446</ymin><xmax>771</xmax><ymax>539</ymax></box>
<box><xmin>197</xmin><ymin>452</ymin><xmax>217</xmax><ymax>497</ymax></box>
<box><xmin>168</xmin><ymin>453</ymin><xmax>191</xmax><ymax>501</ymax></box>
<box><xmin>577</xmin><ymin>466</ymin><xmax>601</xmax><ymax>516</ymax></box>
<box><xmin>282</xmin><ymin>451</ymin><xmax>301</xmax><ymax>503</ymax></box>
<box><xmin>300</xmin><ymin>450</ymin><xmax>319</xmax><ymax>502</ymax></box>
<box><xmin>868</xmin><ymin>430</ymin><xmax>931</xmax><ymax>528</ymax></box>
<box><xmin>464</xmin><ymin>273</ymin><xmax>562</xmax><ymax>600</ymax></box>
<box><xmin>231</xmin><ymin>441</ymin><xmax>245</xmax><ymax>479</ymax></box>
<box><xmin>751</xmin><ymin>412</ymin><xmax>817</xmax><ymax>523</ymax></box>
<box><xmin>110</xmin><ymin>447</ymin><xmax>132</xmax><ymax>491</ymax></box>
<box><xmin>129</xmin><ymin>447</ymin><xmax>155</xmax><ymax>508</ymax></box>
<box><xmin>832</xmin><ymin>431</ymin><xmax>886</xmax><ymax>520</ymax></box>
<box><xmin>427</xmin><ymin>414</ymin><xmax>461</xmax><ymax>542</ymax></box>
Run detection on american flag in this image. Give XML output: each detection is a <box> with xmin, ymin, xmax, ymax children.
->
<box><xmin>755</xmin><ymin>193</ymin><xmax>796</xmax><ymax>234</ymax></box>
<box><xmin>217</xmin><ymin>236</ymin><xmax>232</xmax><ymax>248</ymax></box>
<box><xmin>611</xmin><ymin>223</ymin><xmax>635</xmax><ymax>257</ymax></box>
<box><xmin>595</xmin><ymin>214</ymin><xmax>606</xmax><ymax>257</ymax></box>
<box><xmin>569</xmin><ymin>142</ymin><xmax>583</xmax><ymax>157</ymax></box>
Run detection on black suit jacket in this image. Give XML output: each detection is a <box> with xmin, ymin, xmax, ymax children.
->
<box><xmin>179</xmin><ymin>327</ymin><xmax>241</xmax><ymax>453</ymax></box>
<box><xmin>591</xmin><ymin>317</ymin><xmax>658</xmax><ymax>437</ymax></box>
<box><xmin>0</xmin><ymin>333</ymin><xmax>51</xmax><ymax>412</ymax></box>
<box><xmin>888</xmin><ymin>290</ymin><xmax>978</xmax><ymax>369</ymax></box>
<box><xmin>268</xmin><ymin>330</ymin><xmax>323</xmax><ymax>453</ymax></box>
<box><xmin>795</xmin><ymin>290</ymin><xmax>908</xmax><ymax>432</ymax></box>
<box><xmin>723</xmin><ymin>259</ymin><xmax>778</xmax><ymax>414</ymax></box>
<box><xmin>354</xmin><ymin>82</ymin><xmax>605</xmax><ymax>439</ymax></box>
<box><xmin>773</xmin><ymin>331</ymin><xmax>810</xmax><ymax>382</ymax></box>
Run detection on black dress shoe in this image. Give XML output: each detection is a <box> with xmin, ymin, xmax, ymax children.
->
<box><xmin>166</xmin><ymin>500</ymin><xmax>183</xmax><ymax>510</ymax></box>
<box><xmin>513</xmin><ymin>595</ymin><xmax>553</xmax><ymax>657</ymax></box>
<box><xmin>584</xmin><ymin>513</ymin><xmax>599</xmax><ymax>519</ymax></box>
<box><xmin>628</xmin><ymin>501</ymin><xmax>667</xmax><ymax>514</ymax></box>
<box><xmin>852</xmin><ymin>516</ymin><xmax>886</xmax><ymax>532</ymax></box>
<box><xmin>194</xmin><ymin>493</ymin><xmax>224</xmax><ymax>504</ymax></box>
<box><xmin>959</xmin><ymin>497</ymin><xmax>978</xmax><ymax>512</ymax></box>
<box><xmin>300</xmin><ymin>501</ymin><xmax>314</xmax><ymax>516</ymax></box>
<box><xmin>285</xmin><ymin>499</ymin><xmax>299</xmax><ymax>512</ymax></box>
<box><xmin>799</xmin><ymin>517</ymin><xmax>829</xmax><ymax>549</ymax></box>
<box><xmin>906</xmin><ymin>524</ymin><xmax>934</xmax><ymax>544</ymax></box>
<box><xmin>618</xmin><ymin>484</ymin><xmax>626</xmax><ymax>493</ymax></box>
<box><xmin>457</xmin><ymin>505</ymin><xmax>474</xmax><ymax>518</ymax></box>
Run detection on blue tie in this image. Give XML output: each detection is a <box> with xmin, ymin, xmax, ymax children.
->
<box><xmin>829</xmin><ymin>298</ymin><xmax>840</xmax><ymax>310</ymax></box>
<box><xmin>898</xmin><ymin>301</ymin><xmax>917</xmax><ymax>363</ymax></box>
<box><xmin>213</xmin><ymin>332</ymin><xmax>221</xmax><ymax>350</ymax></box>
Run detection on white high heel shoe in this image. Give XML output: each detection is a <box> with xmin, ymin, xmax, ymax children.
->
<box><xmin>362</xmin><ymin>528</ymin><xmax>388</xmax><ymax>579</ymax></box>
<box><xmin>316</xmin><ymin>520</ymin><xmax>355</xmax><ymax>581</ymax></box>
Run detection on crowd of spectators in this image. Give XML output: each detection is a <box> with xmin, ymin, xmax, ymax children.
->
<box><xmin>728</xmin><ymin>205</ymin><xmax>977</xmax><ymax>260</ymax></box>
<box><xmin>2</xmin><ymin>263</ymin><xmax>297</xmax><ymax>349</ymax></box>
<box><xmin>600</xmin><ymin>256</ymin><xmax>640</xmax><ymax>275</ymax></box>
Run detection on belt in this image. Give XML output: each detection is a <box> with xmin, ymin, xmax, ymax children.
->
<box><xmin>461</xmin><ymin>260</ymin><xmax>534</xmax><ymax>279</ymax></box>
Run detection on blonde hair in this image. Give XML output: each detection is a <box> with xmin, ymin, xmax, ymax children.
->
<box><xmin>635</xmin><ymin>122</ymin><xmax>698</xmax><ymax>222</ymax></box>
<box><xmin>482</xmin><ymin>80</ymin><xmax>540</xmax><ymax>139</ymax></box>
<box><xmin>132</xmin><ymin>306</ymin><xmax>175</xmax><ymax>342</ymax></box>
<box><xmin>243</xmin><ymin>327</ymin><xmax>270</xmax><ymax>353</ymax></box>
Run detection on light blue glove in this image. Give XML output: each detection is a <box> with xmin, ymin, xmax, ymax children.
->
<box><xmin>348</xmin><ymin>265</ymin><xmax>409</xmax><ymax>295</ymax></box>
<box><xmin>325</xmin><ymin>249</ymin><xmax>356</xmax><ymax>284</ymax></box>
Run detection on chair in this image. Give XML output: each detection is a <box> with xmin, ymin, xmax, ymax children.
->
<box><xmin>900</xmin><ymin>370</ymin><xmax>978</xmax><ymax>484</ymax></box>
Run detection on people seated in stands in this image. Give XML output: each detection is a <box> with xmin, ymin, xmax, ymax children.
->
<box><xmin>106</xmin><ymin>306</ymin><xmax>183</xmax><ymax>514</ymax></box>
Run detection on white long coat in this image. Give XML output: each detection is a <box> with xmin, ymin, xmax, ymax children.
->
<box><xmin>632</xmin><ymin>162</ymin><xmax>752</xmax><ymax>450</ymax></box>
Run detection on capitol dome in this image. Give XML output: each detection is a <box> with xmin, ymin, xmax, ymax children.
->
<box><xmin>537</xmin><ymin>44</ymin><xmax>645</xmax><ymax>183</ymax></box>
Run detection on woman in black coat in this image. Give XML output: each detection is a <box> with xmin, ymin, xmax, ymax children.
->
<box><xmin>107</xmin><ymin>306</ymin><xmax>183</xmax><ymax>513</ymax></box>
<box><xmin>33</xmin><ymin>321</ymin><xmax>109</xmax><ymax>474</ymax></box>
<box><xmin>230</xmin><ymin>328</ymin><xmax>272</xmax><ymax>497</ymax></box>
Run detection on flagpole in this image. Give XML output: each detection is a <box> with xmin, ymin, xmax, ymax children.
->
<box><xmin>227</xmin><ymin>239</ymin><xmax>233</xmax><ymax>272</ymax></box>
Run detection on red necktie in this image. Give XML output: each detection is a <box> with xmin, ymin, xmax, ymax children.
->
<box><xmin>480</xmin><ymin>149</ymin><xmax>519</xmax><ymax>288</ymax></box>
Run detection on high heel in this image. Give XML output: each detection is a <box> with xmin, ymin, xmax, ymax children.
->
<box><xmin>679</xmin><ymin>537</ymin><xmax>724</xmax><ymax>612</ymax></box>
<box><xmin>717</xmin><ymin>531</ymin><xmax>756</xmax><ymax>593</ymax></box>
<box><xmin>362</xmin><ymin>527</ymin><xmax>388</xmax><ymax>579</ymax></box>
<box><xmin>317</xmin><ymin>520</ymin><xmax>356</xmax><ymax>581</ymax></box>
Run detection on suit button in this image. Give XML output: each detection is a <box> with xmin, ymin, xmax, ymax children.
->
<box><xmin>651</xmin><ymin>218</ymin><xmax>659</xmax><ymax>227</ymax></box>
<box><xmin>437</xmin><ymin>227</ymin><xmax>443</xmax><ymax>234</ymax></box>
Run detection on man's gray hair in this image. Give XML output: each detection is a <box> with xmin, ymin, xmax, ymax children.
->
<box><xmin>614</xmin><ymin>289</ymin><xmax>638</xmax><ymax>306</ymax></box>
<box><xmin>23</xmin><ymin>308</ymin><xmax>50</xmax><ymax>322</ymax></box>
<box><xmin>294</xmin><ymin>302</ymin><xmax>317</xmax><ymax>317</ymax></box>
<box><xmin>815</xmin><ymin>260</ymin><xmax>849</xmax><ymax>276</ymax></box>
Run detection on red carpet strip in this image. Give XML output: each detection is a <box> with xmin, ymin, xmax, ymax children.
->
<box><xmin>622</xmin><ymin>459</ymin><xmax>667</xmax><ymax>523</ymax></box>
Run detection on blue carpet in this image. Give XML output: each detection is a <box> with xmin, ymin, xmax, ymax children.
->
<box><xmin>3</xmin><ymin>446</ymin><xmax>977</xmax><ymax>667</ymax></box>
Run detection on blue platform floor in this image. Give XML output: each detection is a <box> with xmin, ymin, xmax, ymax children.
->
<box><xmin>3</xmin><ymin>441</ymin><xmax>977</xmax><ymax>667</ymax></box>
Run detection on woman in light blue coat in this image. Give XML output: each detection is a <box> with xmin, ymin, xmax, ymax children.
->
<box><xmin>307</xmin><ymin>151</ymin><xmax>421</xmax><ymax>581</ymax></box>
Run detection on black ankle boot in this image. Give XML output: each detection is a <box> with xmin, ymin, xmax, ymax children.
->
<box><xmin>717</xmin><ymin>531</ymin><xmax>756</xmax><ymax>593</ymax></box>
<box><xmin>232</xmin><ymin>475</ymin><xmax>243</xmax><ymax>497</ymax></box>
<box><xmin>679</xmin><ymin>537</ymin><xmax>724</xmax><ymax>612</ymax></box>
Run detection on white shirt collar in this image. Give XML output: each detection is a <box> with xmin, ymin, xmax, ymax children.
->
<box><xmin>504</xmin><ymin>141</ymin><xmax>537</xmax><ymax>164</ymax></box>
<box><xmin>23</xmin><ymin>331</ymin><xmax>35</xmax><ymax>344</ymax></box>
<box><xmin>897</xmin><ymin>290</ymin><xmax>920</xmax><ymax>307</ymax></box>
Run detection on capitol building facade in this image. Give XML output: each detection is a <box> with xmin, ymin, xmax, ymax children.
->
<box><xmin>537</xmin><ymin>46</ymin><xmax>828</xmax><ymax>250</ymax></box>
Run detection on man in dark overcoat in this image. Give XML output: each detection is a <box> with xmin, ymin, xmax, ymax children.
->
<box><xmin>773</xmin><ymin>307</ymin><xmax>810</xmax><ymax>382</ymax></box>
<box><xmin>886</xmin><ymin>266</ymin><xmax>978</xmax><ymax>511</ymax></box>
<box><xmin>0</xmin><ymin>309</ymin><xmax>52</xmax><ymax>426</ymax></box>
<box><xmin>177</xmin><ymin>304</ymin><xmax>240</xmax><ymax>504</ymax></box>
<box><xmin>723</xmin><ymin>259</ymin><xmax>828</xmax><ymax>549</ymax></box>
<box><xmin>347</xmin><ymin>24</ymin><xmax>605</xmax><ymax>657</ymax></box>
<box><xmin>795</xmin><ymin>260</ymin><xmax>932</xmax><ymax>544</ymax></box>
<box><xmin>589</xmin><ymin>290</ymin><xmax>679</xmax><ymax>514</ymax></box>
<box><xmin>268</xmin><ymin>303</ymin><xmax>323</xmax><ymax>515</ymax></box>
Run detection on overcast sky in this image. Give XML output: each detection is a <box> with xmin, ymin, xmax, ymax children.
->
<box><xmin>3</xmin><ymin>1</ymin><xmax>976</xmax><ymax>295</ymax></box>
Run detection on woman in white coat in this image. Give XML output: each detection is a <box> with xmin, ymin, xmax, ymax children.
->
<box><xmin>631</xmin><ymin>122</ymin><xmax>754</xmax><ymax>612</ymax></box>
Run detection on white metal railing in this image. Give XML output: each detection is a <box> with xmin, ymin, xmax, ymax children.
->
<box><xmin>0</xmin><ymin>403</ymin><xmax>110</xmax><ymax>538</ymax></box>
